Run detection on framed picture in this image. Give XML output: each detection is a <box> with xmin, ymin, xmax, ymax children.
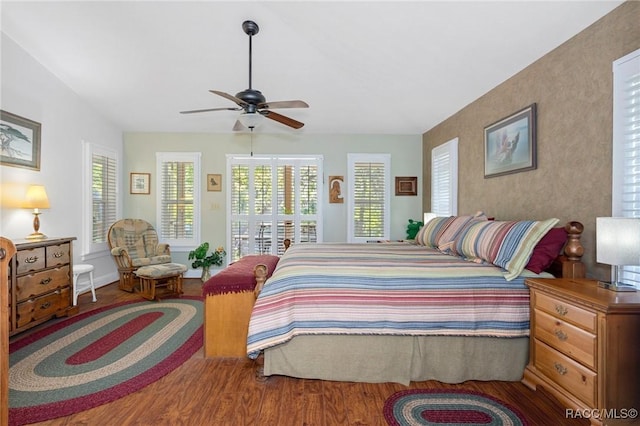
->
<box><xmin>207</xmin><ymin>174</ymin><xmax>222</xmax><ymax>191</ymax></box>
<box><xmin>130</xmin><ymin>173</ymin><xmax>150</xmax><ymax>194</ymax></box>
<box><xmin>395</xmin><ymin>176</ymin><xmax>417</xmax><ymax>196</ymax></box>
<box><xmin>0</xmin><ymin>110</ymin><xmax>42</xmax><ymax>171</ymax></box>
<box><xmin>484</xmin><ymin>103</ymin><xmax>537</xmax><ymax>178</ymax></box>
<box><xmin>329</xmin><ymin>175</ymin><xmax>344</xmax><ymax>203</ymax></box>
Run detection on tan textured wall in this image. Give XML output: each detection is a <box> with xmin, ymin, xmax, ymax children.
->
<box><xmin>422</xmin><ymin>1</ymin><xmax>640</xmax><ymax>279</ymax></box>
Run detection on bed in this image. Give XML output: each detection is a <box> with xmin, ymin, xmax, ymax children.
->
<box><xmin>246</xmin><ymin>217</ymin><xmax>585</xmax><ymax>385</ymax></box>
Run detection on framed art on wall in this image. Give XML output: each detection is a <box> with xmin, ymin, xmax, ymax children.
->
<box><xmin>130</xmin><ymin>173</ymin><xmax>150</xmax><ymax>194</ymax></box>
<box><xmin>0</xmin><ymin>110</ymin><xmax>42</xmax><ymax>171</ymax></box>
<box><xmin>207</xmin><ymin>174</ymin><xmax>222</xmax><ymax>191</ymax></box>
<box><xmin>395</xmin><ymin>176</ymin><xmax>417</xmax><ymax>196</ymax></box>
<box><xmin>484</xmin><ymin>103</ymin><xmax>537</xmax><ymax>178</ymax></box>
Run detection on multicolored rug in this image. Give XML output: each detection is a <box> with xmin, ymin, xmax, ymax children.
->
<box><xmin>383</xmin><ymin>389</ymin><xmax>528</xmax><ymax>426</ymax></box>
<box><xmin>9</xmin><ymin>297</ymin><xmax>203</xmax><ymax>426</ymax></box>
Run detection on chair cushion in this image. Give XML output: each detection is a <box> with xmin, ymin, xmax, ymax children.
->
<box><xmin>131</xmin><ymin>255</ymin><xmax>172</xmax><ymax>267</ymax></box>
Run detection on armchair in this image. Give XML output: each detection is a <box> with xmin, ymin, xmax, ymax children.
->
<box><xmin>107</xmin><ymin>219</ymin><xmax>172</xmax><ymax>292</ymax></box>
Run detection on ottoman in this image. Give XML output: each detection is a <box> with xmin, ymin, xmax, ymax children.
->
<box><xmin>134</xmin><ymin>262</ymin><xmax>187</xmax><ymax>300</ymax></box>
<box><xmin>202</xmin><ymin>255</ymin><xmax>280</xmax><ymax>357</ymax></box>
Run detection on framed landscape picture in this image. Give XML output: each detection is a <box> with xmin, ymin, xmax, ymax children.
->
<box><xmin>0</xmin><ymin>110</ymin><xmax>42</xmax><ymax>171</ymax></box>
<box><xmin>484</xmin><ymin>103</ymin><xmax>537</xmax><ymax>178</ymax></box>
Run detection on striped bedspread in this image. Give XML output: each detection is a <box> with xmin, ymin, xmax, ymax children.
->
<box><xmin>247</xmin><ymin>242</ymin><xmax>537</xmax><ymax>359</ymax></box>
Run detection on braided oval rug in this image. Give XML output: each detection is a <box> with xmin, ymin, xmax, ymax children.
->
<box><xmin>384</xmin><ymin>388</ymin><xmax>528</xmax><ymax>426</ymax></box>
<box><xmin>8</xmin><ymin>297</ymin><xmax>203</xmax><ymax>426</ymax></box>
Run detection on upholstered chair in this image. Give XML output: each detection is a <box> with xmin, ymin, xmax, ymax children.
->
<box><xmin>107</xmin><ymin>219</ymin><xmax>172</xmax><ymax>292</ymax></box>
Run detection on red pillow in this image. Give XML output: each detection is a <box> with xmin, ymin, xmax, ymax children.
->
<box><xmin>525</xmin><ymin>227</ymin><xmax>567</xmax><ymax>274</ymax></box>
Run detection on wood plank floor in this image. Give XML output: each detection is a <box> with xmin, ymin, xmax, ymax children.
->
<box><xmin>11</xmin><ymin>279</ymin><xmax>588</xmax><ymax>426</ymax></box>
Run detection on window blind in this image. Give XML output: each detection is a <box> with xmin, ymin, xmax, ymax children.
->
<box><xmin>347</xmin><ymin>153</ymin><xmax>390</xmax><ymax>242</ymax></box>
<box><xmin>160</xmin><ymin>161</ymin><xmax>194</xmax><ymax>239</ymax></box>
<box><xmin>228</xmin><ymin>155</ymin><xmax>322</xmax><ymax>261</ymax></box>
<box><xmin>431</xmin><ymin>138</ymin><xmax>458</xmax><ymax>216</ymax></box>
<box><xmin>613</xmin><ymin>49</ymin><xmax>640</xmax><ymax>287</ymax></box>
<box><xmin>91</xmin><ymin>153</ymin><xmax>116</xmax><ymax>243</ymax></box>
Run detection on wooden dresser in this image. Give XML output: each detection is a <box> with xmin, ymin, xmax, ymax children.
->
<box><xmin>523</xmin><ymin>278</ymin><xmax>640</xmax><ymax>425</ymax></box>
<box><xmin>8</xmin><ymin>237</ymin><xmax>78</xmax><ymax>336</ymax></box>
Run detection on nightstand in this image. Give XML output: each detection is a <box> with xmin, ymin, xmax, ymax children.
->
<box><xmin>522</xmin><ymin>278</ymin><xmax>640</xmax><ymax>425</ymax></box>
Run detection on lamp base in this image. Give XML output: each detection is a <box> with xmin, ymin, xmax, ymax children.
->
<box><xmin>597</xmin><ymin>281</ymin><xmax>637</xmax><ymax>292</ymax></box>
<box><xmin>25</xmin><ymin>232</ymin><xmax>47</xmax><ymax>240</ymax></box>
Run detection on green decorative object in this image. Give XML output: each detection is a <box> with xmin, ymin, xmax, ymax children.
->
<box><xmin>188</xmin><ymin>242</ymin><xmax>227</xmax><ymax>281</ymax></box>
<box><xmin>406</xmin><ymin>219</ymin><xmax>424</xmax><ymax>240</ymax></box>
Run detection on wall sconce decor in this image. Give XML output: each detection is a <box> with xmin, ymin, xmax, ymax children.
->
<box><xmin>22</xmin><ymin>184</ymin><xmax>50</xmax><ymax>239</ymax></box>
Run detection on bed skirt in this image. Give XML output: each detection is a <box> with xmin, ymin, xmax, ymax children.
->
<box><xmin>263</xmin><ymin>335</ymin><xmax>529</xmax><ymax>386</ymax></box>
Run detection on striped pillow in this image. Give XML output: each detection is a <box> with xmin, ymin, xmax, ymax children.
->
<box><xmin>453</xmin><ymin>218</ymin><xmax>559</xmax><ymax>281</ymax></box>
<box><xmin>415</xmin><ymin>216</ymin><xmax>452</xmax><ymax>248</ymax></box>
<box><xmin>415</xmin><ymin>212</ymin><xmax>487</xmax><ymax>250</ymax></box>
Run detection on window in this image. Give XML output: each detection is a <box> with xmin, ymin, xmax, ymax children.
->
<box><xmin>228</xmin><ymin>155</ymin><xmax>322</xmax><ymax>262</ymax></box>
<box><xmin>612</xmin><ymin>48</ymin><xmax>640</xmax><ymax>287</ymax></box>
<box><xmin>347</xmin><ymin>153</ymin><xmax>390</xmax><ymax>243</ymax></box>
<box><xmin>431</xmin><ymin>138</ymin><xmax>458</xmax><ymax>216</ymax></box>
<box><xmin>156</xmin><ymin>152</ymin><xmax>201</xmax><ymax>250</ymax></box>
<box><xmin>83</xmin><ymin>142</ymin><xmax>119</xmax><ymax>256</ymax></box>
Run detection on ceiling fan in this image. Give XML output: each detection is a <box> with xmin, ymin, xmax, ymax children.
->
<box><xmin>180</xmin><ymin>20</ymin><xmax>309</xmax><ymax>130</ymax></box>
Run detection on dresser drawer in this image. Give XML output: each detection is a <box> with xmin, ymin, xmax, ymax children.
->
<box><xmin>534</xmin><ymin>339</ymin><xmax>596</xmax><ymax>406</ymax></box>
<box><xmin>535</xmin><ymin>291</ymin><xmax>596</xmax><ymax>332</ymax></box>
<box><xmin>46</xmin><ymin>243</ymin><xmax>70</xmax><ymax>267</ymax></box>
<box><xmin>534</xmin><ymin>309</ymin><xmax>596</xmax><ymax>369</ymax></box>
<box><xmin>16</xmin><ymin>286</ymin><xmax>71</xmax><ymax>328</ymax></box>
<box><xmin>15</xmin><ymin>265</ymin><xmax>71</xmax><ymax>302</ymax></box>
<box><xmin>16</xmin><ymin>247</ymin><xmax>46</xmax><ymax>274</ymax></box>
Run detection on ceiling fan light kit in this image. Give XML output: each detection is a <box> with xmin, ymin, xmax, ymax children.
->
<box><xmin>180</xmin><ymin>20</ymin><xmax>308</xmax><ymax>131</ymax></box>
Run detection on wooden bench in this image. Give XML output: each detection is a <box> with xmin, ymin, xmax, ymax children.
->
<box><xmin>202</xmin><ymin>254</ymin><xmax>280</xmax><ymax>357</ymax></box>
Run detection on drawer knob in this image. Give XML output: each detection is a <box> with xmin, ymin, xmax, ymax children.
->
<box><xmin>554</xmin><ymin>329</ymin><xmax>568</xmax><ymax>341</ymax></box>
<box><xmin>52</xmin><ymin>251</ymin><xmax>64</xmax><ymax>258</ymax></box>
<box><xmin>24</xmin><ymin>256</ymin><xmax>39</xmax><ymax>264</ymax></box>
<box><xmin>40</xmin><ymin>302</ymin><xmax>51</xmax><ymax>310</ymax></box>
<box><xmin>555</xmin><ymin>304</ymin><xmax>568</xmax><ymax>316</ymax></box>
<box><xmin>554</xmin><ymin>362</ymin><xmax>568</xmax><ymax>375</ymax></box>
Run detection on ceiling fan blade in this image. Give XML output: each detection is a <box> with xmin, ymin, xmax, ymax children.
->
<box><xmin>180</xmin><ymin>107</ymin><xmax>241</xmax><ymax>114</ymax></box>
<box><xmin>258</xmin><ymin>100</ymin><xmax>309</xmax><ymax>109</ymax></box>
<box><xmin>210</xmin><ymin>90</ymin><xmax>247</xmax><ymax>107</ymax></box>
<box><xmin>261</xmin><ymin>110</ymin><xmax>305</xmax><ymax>129</ymax></box>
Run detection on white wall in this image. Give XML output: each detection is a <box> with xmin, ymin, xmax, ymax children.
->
<box><xmin>1</xmin><ymin>33</ymin><xmax>123</xmax><ymax>288</ymax></box>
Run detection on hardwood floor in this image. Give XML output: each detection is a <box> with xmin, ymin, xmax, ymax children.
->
<box><xmin>11</xmin><ymin>279</ymin><xmax>588</xmax><ymax>426</ymax></box>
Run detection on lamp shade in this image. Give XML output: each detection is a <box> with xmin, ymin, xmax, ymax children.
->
<box><xmin>237</xmin><ymin>112</ymin><xmax>262</xmax><ymax>129</ymax></box>
<box><xmin>423</xmin><ymin>212</ymin><xmax>437</xmax><ymax>224</ymax></box>
<box><xmin>596</xmin><ymin>217</ymin><xmax>640</xmax><ymax>266</ymax></box>
<box><xmin>22</xmin><ymin>185</ymin><xmax>50</xmax><ymax>209</ymax></box>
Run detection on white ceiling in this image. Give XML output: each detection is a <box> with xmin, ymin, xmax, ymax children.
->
<box><xmin>1</xmin><ymin>1</ymin><xmax>624</xmax><ymax>135</ymax></box>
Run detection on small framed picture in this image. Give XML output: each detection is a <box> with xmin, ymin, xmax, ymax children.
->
<box><xmin>130</xmin><ymin>173</ymin><xmax>150</xmax><ymax>194</ymax></box>
<box><xmin>395</xmin><ymin>176</ymin><xmax>417</xmax><ymax>196</ymax></box>
<box><xmin>207</xmin><ymin>174</ymin><xmax>222</xmax><ymax>191</ymax></box>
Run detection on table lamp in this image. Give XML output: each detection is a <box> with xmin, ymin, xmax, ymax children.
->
<box><xmin>423</xmin><ymin>212</ymin><xmax>437</xmax><ymax>224</ymax></box>
<box><xmin>22</xmin><ymin>184</ymin><xmax>50</xmax><ymax>240</ymax></box>
<box><xmin>596</xmin><ymin>217</ymin><xmax>640</xmax><ymax>292</ymax></box>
